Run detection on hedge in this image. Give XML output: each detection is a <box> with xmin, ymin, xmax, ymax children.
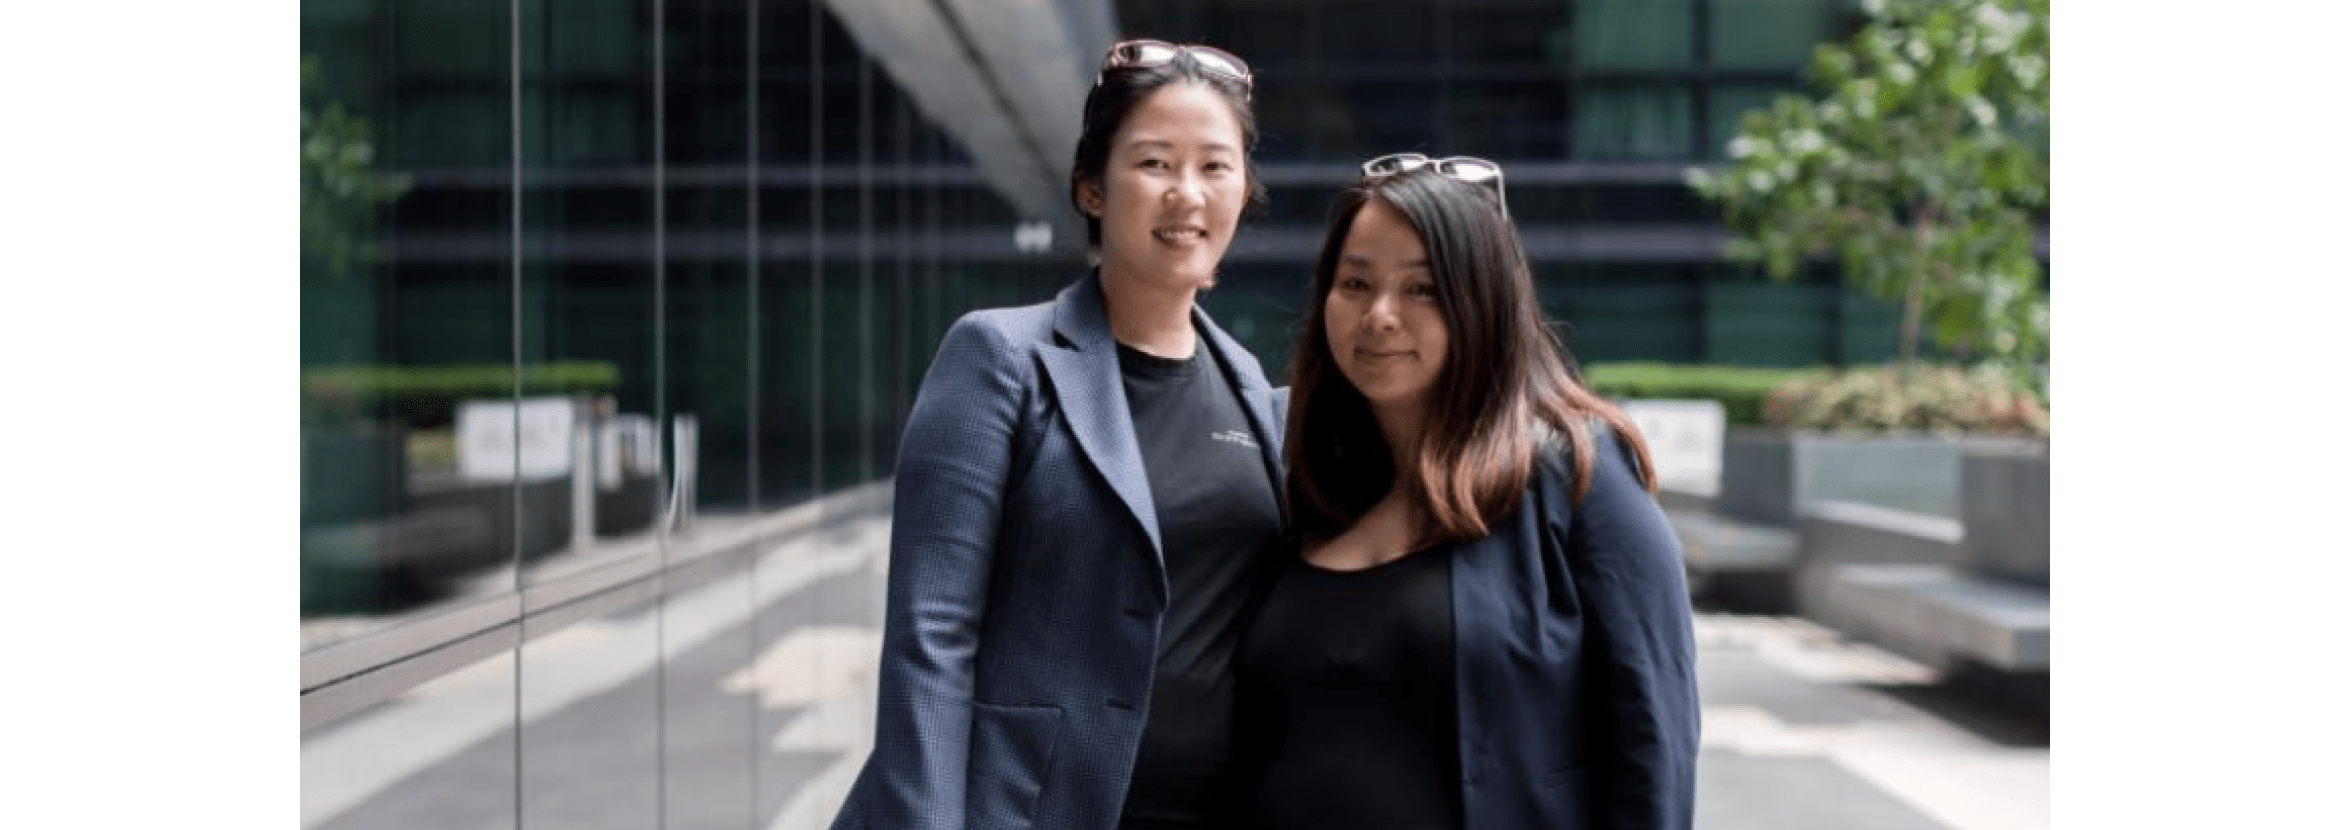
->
<box><xmin>302</xmin><ymin>362</ymin><xmax>622</xmax><ymax>427</ymax></box>
<box><xmin>1582</xmin><ymin>362</ymin><xmax>1821</xmax><ymax>426</ymax></box>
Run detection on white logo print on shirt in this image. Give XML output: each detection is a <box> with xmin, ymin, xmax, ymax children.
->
<box><xmin>1211</xmin><ymin>429</ymin><xmax>1259</xmax><ymax>449</ymax></box>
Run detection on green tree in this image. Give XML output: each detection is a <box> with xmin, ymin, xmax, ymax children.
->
<box><xmin>302</xmin><ymin>56</ymin><xmax>409</xmax><ymax>281</ymax></box>
<box><xmin>1688</xmin><ymin>0</ymin><xmax>2048</xmax><ymax>366</ymax></box>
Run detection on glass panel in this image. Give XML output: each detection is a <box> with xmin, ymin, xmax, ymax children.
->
<box><xmin>1543</xmin><ymin>264</ymin><xmax>1703</xmax><ymax>363</ymax></box>
<box><xmin>1704</xmin><ymin>277</ymin><xmax>1837</xmax><ymax>367</ymax></box>
<box><xmin>1574</xmin><ymin>84</ymin><xmax>1694</xmax><ymax>160</ymax></box>
<box><xmin>1710</xmin><ymin>0</ymin><xmax>1835</xmax><ymax>70</ymax></box>
<box><xmin>1446</xmin><ymin>2</ymin><xmax>1572</xmax><ymax>71</ymax></box>
<box><xmin>514</xmin><ymin>0</ymin><xmax>663</xmax><ymax>823</ymax></box>
<box><xmin>515</xmin><ymin>0</ymin><xmax>664</xmax><ymax>580</ymax></box>
<box><xmin>1321</xmin><ymin>0</ymin><xmax>1437</xmax><ymax>64</ymax></box>
<box><xmin>303</xmin><ymin>0</ymin><xmax>520</xmax><ymax>827</ymax></box>
<box><xmin>1573</xmin><ymin>0</ymin><xmax>1695</xmax><ymax>70</ymax></box>
<box><xmin>1510</xmin><ymin>182</ymin><xmax>1714</xmax><ymax>226</ymax></box>
<box><xmin>1443</xmin><ymin>79</ymin><xmax>1567</xmax><ymax>159</ymax></box>
<box><xmin>755</xmin><ymin>1</ymin><xmax>839</xmax><ymax>823</ymax></box>
<box><xmin>302</xmin><ymin>0</ymin><xmax>519</xmax><ymax>646</ymax></box>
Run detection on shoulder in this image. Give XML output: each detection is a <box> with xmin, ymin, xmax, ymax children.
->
<box><xmin>921</xmin><ymin>303</ymin><xmax>1057</xmax><ymax>401</ymax></box>
<box><xmin>935</xmin><ymin>295</ymin><xmax>1061</xmax><ymax>365</ymax></box>
<box><xmin>1535</xmin><ymin>418</ymin><xmax>1647</xmax><ymax>499</ymax></box>
<box><xmin>946</xmin><ymin>299</ymin><xmax>1054</xmax><ymax>350</ymax></box>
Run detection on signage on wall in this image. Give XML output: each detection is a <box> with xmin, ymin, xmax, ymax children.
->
<box><xmin>1615</xmin><ymin>399</ymin><xmax>1726</xmax><ymax>497</ymax></box>
<box><xmin>456</xmin><ymin>397</ymin><xmax>577</xmax><ymax>482</ymax></box>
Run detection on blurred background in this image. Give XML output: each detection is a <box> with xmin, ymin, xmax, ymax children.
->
<box><xmin>300</xmin><ymin>0</ymin><xmax>2048</xmax><ymax>828</ymax></box>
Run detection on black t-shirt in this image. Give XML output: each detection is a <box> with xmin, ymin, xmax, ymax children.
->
<box><xmin>1236</xmin><ymin>544</ymin><xmax>1462</xmax><ymax>830</ymax></box>
<box><xmin>1114</xmin><ymin>340</ymin><xmax>1286</xmax><ymax>830</ymax></box>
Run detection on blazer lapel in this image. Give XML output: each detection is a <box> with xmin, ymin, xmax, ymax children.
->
<box><xmin>1038</xmin><ymin>274</ymin><xmax>1166</xmax><ymax>561</ymax></box>
<box><xmin>1196</xmin><ymin>310</ymin><xmax>1288</xmax><ymax>495</ymax></box>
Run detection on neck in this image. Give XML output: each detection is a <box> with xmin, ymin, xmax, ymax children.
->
<box><xmin>1371</xmin><ymin>398</ymin><xmax>1427</xmax><ymax>482</ymax></box>
<box><xmin>1098</xmin><ymin>265</ymin><xmax>1199</xmax><ymax>358</ymax></box>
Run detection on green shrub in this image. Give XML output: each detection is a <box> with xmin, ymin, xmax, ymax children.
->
<box><xmin>1582</xmin><ymin>362</ymin><xmax>1822</xmax><ymax>425</ymax></box>
<box><xmin>1764</xmin><ymin>364</ymin><xmax>2048</xmax><ymax>436</ymax></box>
<box><xmin>302</xmin><ymin>362</ymin><xmax>622</xmax><ymax>428</ymax></box>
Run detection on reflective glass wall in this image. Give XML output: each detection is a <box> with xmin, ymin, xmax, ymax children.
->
<box><xmin>300</xmin><ymin>1</ymin><xmax>1069</xmax><ymax>827</ymax></box>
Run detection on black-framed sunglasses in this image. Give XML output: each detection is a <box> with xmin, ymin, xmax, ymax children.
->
<box><xmin>1096</xmin><ymin>39</ymin><xmax>1254</xmax><ymax>101</ymax></box>
<box><xmin>1361</xmin><ymin>153</ymin><xmax>1510</xmax><ymax>220</ymax></box>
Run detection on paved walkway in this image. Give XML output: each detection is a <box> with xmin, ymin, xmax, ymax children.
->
<box><xmin>302</xmin><ymin>510</ymin><xmax>2047</xmax><ymax>830</ymax></box>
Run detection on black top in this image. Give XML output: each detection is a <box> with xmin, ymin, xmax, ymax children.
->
<box><xmin>1236</xmin><ymin>544</ymin><xmax>1462</xmax><ymax>830</ymax></box>
<box><xmin>1115</xmin><ymin>340</ymin><xmax>1286</xmax><ymax>830</ymax></box>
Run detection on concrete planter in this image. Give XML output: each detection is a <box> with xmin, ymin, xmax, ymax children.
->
<box><xmin>1719</xmin><ymin>428</ymin><xmax>2043</xmax><ymax>524</ymax></box>
<box><xmin>1959</xmin><ymin>444</ymin><xmax>2050</xmax><ymax>586</ymax></box>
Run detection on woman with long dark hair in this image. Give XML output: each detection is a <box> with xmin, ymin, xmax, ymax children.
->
<box><xmin>1236</xmin><ymin>158</ymin><xmax>1700</xmax><ymax>830</ymax></box>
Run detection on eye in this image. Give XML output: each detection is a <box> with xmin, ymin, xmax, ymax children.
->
<box><xmin>1138</xmin><ymin>158</ymin><xmax>1169</xmax><ymax>170</ymax></box>
<box><xmin>1203</xmin><ymin>160</ymin><xmax>1235</xmax><ymax>174</ymax></box>
<box><xmin>1408</xmin><ymin>281</ymin><xmax>1440</xmax><ymax>299</ymax></box>
<box><xmin>1337</xmin><ymin>275</ymin><xmax>1370</xmax><ymax>291</ymax></box>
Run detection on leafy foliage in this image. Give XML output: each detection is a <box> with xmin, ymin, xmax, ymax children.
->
<box><xmin>1764</xmin><ymin>364</ymin><xmax>2048</xmax><ymax>435</ymax></box>
<box><xmin>302</xmin><ymin>56</ymin><xmax>409</xmax><ymax>281</ymax></box>
<box><xmin>1687</xmin><ymin>0</ymin><xmax>2049</xmax><ymax>366</ymax></box>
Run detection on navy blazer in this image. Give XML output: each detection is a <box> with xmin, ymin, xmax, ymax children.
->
<box><xmin>1446</xmin><ymin>425</ymin><xmax>1701</xmax><ymax>830</ymax></box>
<box><xmin>830</xmin><ymin>272</ymin><xmax>1288</xmax><ymax>830</ymax></box>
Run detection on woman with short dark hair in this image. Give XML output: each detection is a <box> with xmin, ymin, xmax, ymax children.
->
<box><xmin>828</xmin><ymin>40</ymin><xmax>1285</xmax><ymax>830</ymax></box>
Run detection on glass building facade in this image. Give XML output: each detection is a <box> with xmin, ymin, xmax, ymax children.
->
<box><xmin>300</xmin><ymin>1</ymin><xmax>1923</xmax><ymax>827</ymax></box>
<box><xmin>301</xmin><ymin>2</ymin><xmax>1065</xmax><ymax>826</ymax></box>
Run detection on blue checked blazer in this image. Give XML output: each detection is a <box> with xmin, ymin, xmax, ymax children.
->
<box><xmin>829</xmin><ymin>272</ymin><xmax>1288</xmax><ymax>830</ymax></box>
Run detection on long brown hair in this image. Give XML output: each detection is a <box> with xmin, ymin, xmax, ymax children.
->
<box><xmin>1285</xmin><ymin>168</ymin><xmax>1659</xmax><ymax>548</ymax></box>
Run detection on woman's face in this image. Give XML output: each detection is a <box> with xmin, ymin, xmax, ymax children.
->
<box><xmin>1325</xmin><ymin>195</ymin><xmax>1450</xmax><ymax>419</ymax></box>
<box><xmin>1085</xmin><ymin>82</ymin><xmax>1248</xmax><ymax>292</ymax></box>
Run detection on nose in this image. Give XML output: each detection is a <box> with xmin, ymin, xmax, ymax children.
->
<box><xmin>1164</xmin><ymin>171</ymin><xmax>1207</xmax><ymax>209</ymax></box>
<box><xmin>1361</xmin><ymin>291</ymin><xmax>1402</xmax><ymax>333</ymax></box>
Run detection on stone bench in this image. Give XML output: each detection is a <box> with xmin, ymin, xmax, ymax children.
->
<box><xmin>1795</xmin><ymin>444</ymin><xmax>2049</xmax><ymax>678</ymax></box>
<box><xmin>1811</xmin><ymin>563</ymin><xmax>2049</xmax><ymax>671</ymax></box>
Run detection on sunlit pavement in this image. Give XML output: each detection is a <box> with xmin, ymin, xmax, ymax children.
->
<box><xmin>303</xmin><ymin>510</ymin><xmax>2046</xmax><ymax>830</ymax></box>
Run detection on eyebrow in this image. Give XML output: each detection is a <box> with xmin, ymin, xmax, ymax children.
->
<box><xmin>1123</xmin><ymin>138</ymin><xmax>1239</xmax><ymax>155</ymax></box>
<box><xmin>1339</xmin><ymin>254</ymin><xmax>1431</xmax><ymax>270</ymax></box>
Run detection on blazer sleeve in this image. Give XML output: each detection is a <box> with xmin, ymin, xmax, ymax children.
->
<box><xmin>1554</xmin><ymin>428</ymin><xmax>1701</xmax><ymax>830</ymax></box>
<box><xmin>857</xmin><ymin>315</ymin><xmax>1027</xmax><ymax>830</ymax></box>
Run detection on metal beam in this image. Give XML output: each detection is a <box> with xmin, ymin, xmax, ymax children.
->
<box><xmin>819</xmin><ymin>0</ymin><xmax>1112</xmax><ymax>240</ymax></box>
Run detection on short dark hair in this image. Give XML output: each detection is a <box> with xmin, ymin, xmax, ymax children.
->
<box><xmin>1068</xmin><ymin>47</ymin><xmax>1268</xmax><ymax>248</ymax></box>
<box><xmin>1284</xmin><ymin>168</ymin><xmax>1659</xmax><ymax>547</ymax></box>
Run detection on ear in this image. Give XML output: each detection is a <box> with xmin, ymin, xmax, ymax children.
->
<box><xmin>1076</xmin><ymin>180</ymin><xmax>1105</xmax><ymax>216</ymax></box>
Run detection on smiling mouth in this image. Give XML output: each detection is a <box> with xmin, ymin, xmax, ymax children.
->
<box><xmin>1152</xmin><ymin>227</ymin><xmax>1208</xmax><ymax>244</ymax></box>
<box><xmin>1356</xmin><ymin>348</ymin><xmax>1415</xmax><ymax>360</ymax></box>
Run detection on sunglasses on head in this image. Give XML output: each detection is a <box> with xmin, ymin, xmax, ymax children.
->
<box><xmin>1361</xmin><ymin>153</ymin><xmax>1510</xmax><ymax>220</ymax></box>
<box><xmin>1096</xmin><ymin>39</ymin><xmax>1254</xmax><ymax>102</ymax></box>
